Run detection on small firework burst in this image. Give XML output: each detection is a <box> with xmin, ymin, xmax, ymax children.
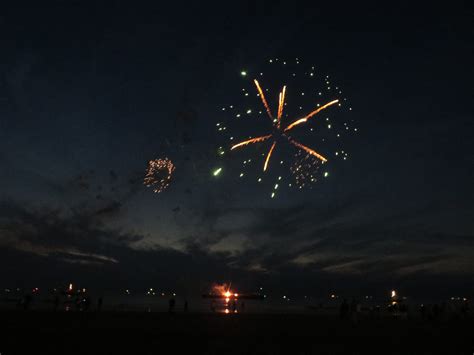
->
<box><xmin>144</xmin><ymin>158</ymin><xmax>175</xmax><ymax>193</ymax></box>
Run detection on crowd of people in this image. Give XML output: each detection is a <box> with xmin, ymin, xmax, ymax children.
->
<box><xmin>6</xmin><ymin>291</ymin><xmax>472</xmax><ymax>320</ymax></box>
<box><xmin>15</xmin><ymin>292</ymin><xmax>104</xmax><ymax>312</ymax></box>
<box><xmin>338</xmin><ymin>298</ymin><xmax>471</xmax><ymax>322</ymax></box>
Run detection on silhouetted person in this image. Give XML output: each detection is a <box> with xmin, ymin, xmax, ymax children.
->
<box><xmin>420</xmin><ymin>304</ymin><xmax>426</xmax><ymax>320</ymax></box>
<box><xmin>53</xmin><ymin>295</ymin><xmax>60</xmax><ymax>311</ymax></box>
<box><xmin>433</xmin><ymin>303</ymin><xmax>440</xmax><ymax>319</ymax></box>
<box><xmin>375</xmin><ymin>306</ymin><xmax>381</xmax><ymax>319</ymax></box>
<box><xmin>74</xmin><ymin>296</ymin><xmax>81</xmax><ymax>311</ymax></box>
<box><xmin>184</xmin><ymin>300</ymin><xmax>188</xmax><ymax>312</ymax></box>
<box><xmin>392</xmin><ymin>303</ymin><xmax>399</xmax><ymax>316</ymax></box>
<box><xmin>241</xmin><ymin>301</ymin><xmax>246</xmax><ymax>313</ymax></box>
<box><xmin>168</xmin><ymin>297</ymin><xmax>176</xmax><ymax>313</ymax></box>
<box><xmin>340</xmin><ymin>299</ymin><xmax>349</xmax><ymax>320</ymax></box>
<box><xmin>350</xmin><ymin>298</ymin><xmax>359</xmax><ymax>324</ymax></box>
<box><xmin>461</xmin><ymin>300</ymin><xmax>469</xmax><ymax>318</ymax></box>
<box><xmin>426</xmin><ymin>304</ymin><xmax>433</xmax><ymax>320</ymax></box>
<box><xmin>22</xmin><ymin>293</ymin><xmax>32</xmax><ymax>311</ymax></box>
<box><xmin>210</xmin><ymin>300</ymin><xmax>216</xmax><ymax>312</ymax></box>
<box><xmin>399</xmin><ymin>303</ymin><xmax>408</xmax><ymax>320</ymax></box>
<box><xmin>440</xmin><ymin>302</ymin><xmax>447</xmax><ymax>320</ymax></box>
<box><xmin>83</xmin><ymin>297</ymin><xmax>91</xmax><ymax>312</ymax></box>
<box><xmin>232</xmin><ymin>300</ymin><xmax>237</xmax><ymax>313</ymax></box>
<box><xmin>97</xmin><ymin>296</ymin><xmax>103</xmax><ymax>312</ymax></box>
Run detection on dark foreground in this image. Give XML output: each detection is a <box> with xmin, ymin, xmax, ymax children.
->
<box><xmin>1</xmin><ymin>311</ymin><xmax>473</xmax><ymax>355</ymax></box>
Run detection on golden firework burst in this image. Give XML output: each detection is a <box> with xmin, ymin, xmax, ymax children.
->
<box><xmin>230</xmin><ymin>79</ymin><xmax>339</xmax><ymax>171</ymax></box>
<box><xmin>143</xmin><ymin>158</ymin><xmax>175</xmax><ymax>193</ymax></box>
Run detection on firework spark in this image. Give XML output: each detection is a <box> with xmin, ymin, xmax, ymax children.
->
<box><xmin>291</xmin><ymin>150</ymin><xmax>322</xmax><ymax>189</ymax></box>
<box><xmin>264</xmin><ymin>141</ymin><xmax>277</xmax><ymax>171</ymax></box>
<box><xmin>143</xmin><ymin>158</ymin><xmax>175</xmax><ymax>193</ymax></box>
<box><xmin>277</xmin><ymin>85</ymin><xmax>286</xmax><ymax>128</ymax></box>
<box><xmin>231</xmin><ymin>79</ymin><xmax>337</xmax><ymax>171</ymax></box>
<box><xmin>230</xmin><ymin>134</ymin><xmax>272</xmax><ymax>150</ymax></box>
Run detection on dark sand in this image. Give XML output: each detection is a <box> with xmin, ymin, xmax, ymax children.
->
<box><xmin>1</xmin><ymin>311</ymin><xmax>473</xmax><ymax>354</ymax></box>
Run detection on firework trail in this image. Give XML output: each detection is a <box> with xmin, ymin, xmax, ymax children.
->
<box><xmin>277</xmin><ymin>85</ymin><xmax>286</xmax><ymax>128</ymax></box>
<box><xmin>254</xmin><ymin>79</ymin><xmax>274</xmax><ymax>119</ymax></box>
<box><xmin>288</xmin><ymin>139</ymin><xmax>327</xmax><ymax>162</ymax></box>
<box><xmin>264</xmin><ymin>141</ymin><xmax>277</xmax><ymax>171</ymax></box>
<box><xmin>230</xmin><ymin>134</ymin><xmax>272</xmax><ymax>150</ymax></box>
<box><xmin>284</xmin><ymin>99</ymin><xmax>339</xmax><ymax>132</ymax></box>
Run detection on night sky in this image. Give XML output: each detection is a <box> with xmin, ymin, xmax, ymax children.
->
<box><xmin>1</xmin><ymin>2</ymin><xmax>473</xmax><ymax>299</ymax></box>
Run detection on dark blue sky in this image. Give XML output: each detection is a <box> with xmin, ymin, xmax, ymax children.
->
<box><xmin>0</xmin><ymin>1</ymin><xmax>473</xmax><ymax>298</ymax></box>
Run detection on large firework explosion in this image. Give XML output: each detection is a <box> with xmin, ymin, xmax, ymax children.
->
<box><xmin>215</xmin><ymin>58</ymin><xmax>356</xmax><ymax>197</ymax></box>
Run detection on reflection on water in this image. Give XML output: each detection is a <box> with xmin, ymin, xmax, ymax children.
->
<box><xmin>212</xmin><ymin>299</ymin><xmax>241</xmax><ymax>314</ymax></box>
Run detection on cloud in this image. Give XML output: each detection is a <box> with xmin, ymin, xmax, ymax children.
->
<box><xmin>0</xmin><ymin>199</ymin><xmax>142</xmax><ymax>264</ymax></box>
<box><xmin>0</xmin><ymin>198</ymin><xmax>242</xmax><ymax>293</ymax></box>
<box><xmin>180</xmin><ymin>200</ymin><xmax>474</xmax><ymax>278</ymax></box>
<box><xmin>1</xmin><ymin>180</ymin><xmax>472</xmax><ymax>295</ymax></box>
<box><xmin>208</xmin><ymin>233</ymin><xmax>251</xmax><ymax>256</ymax></box>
